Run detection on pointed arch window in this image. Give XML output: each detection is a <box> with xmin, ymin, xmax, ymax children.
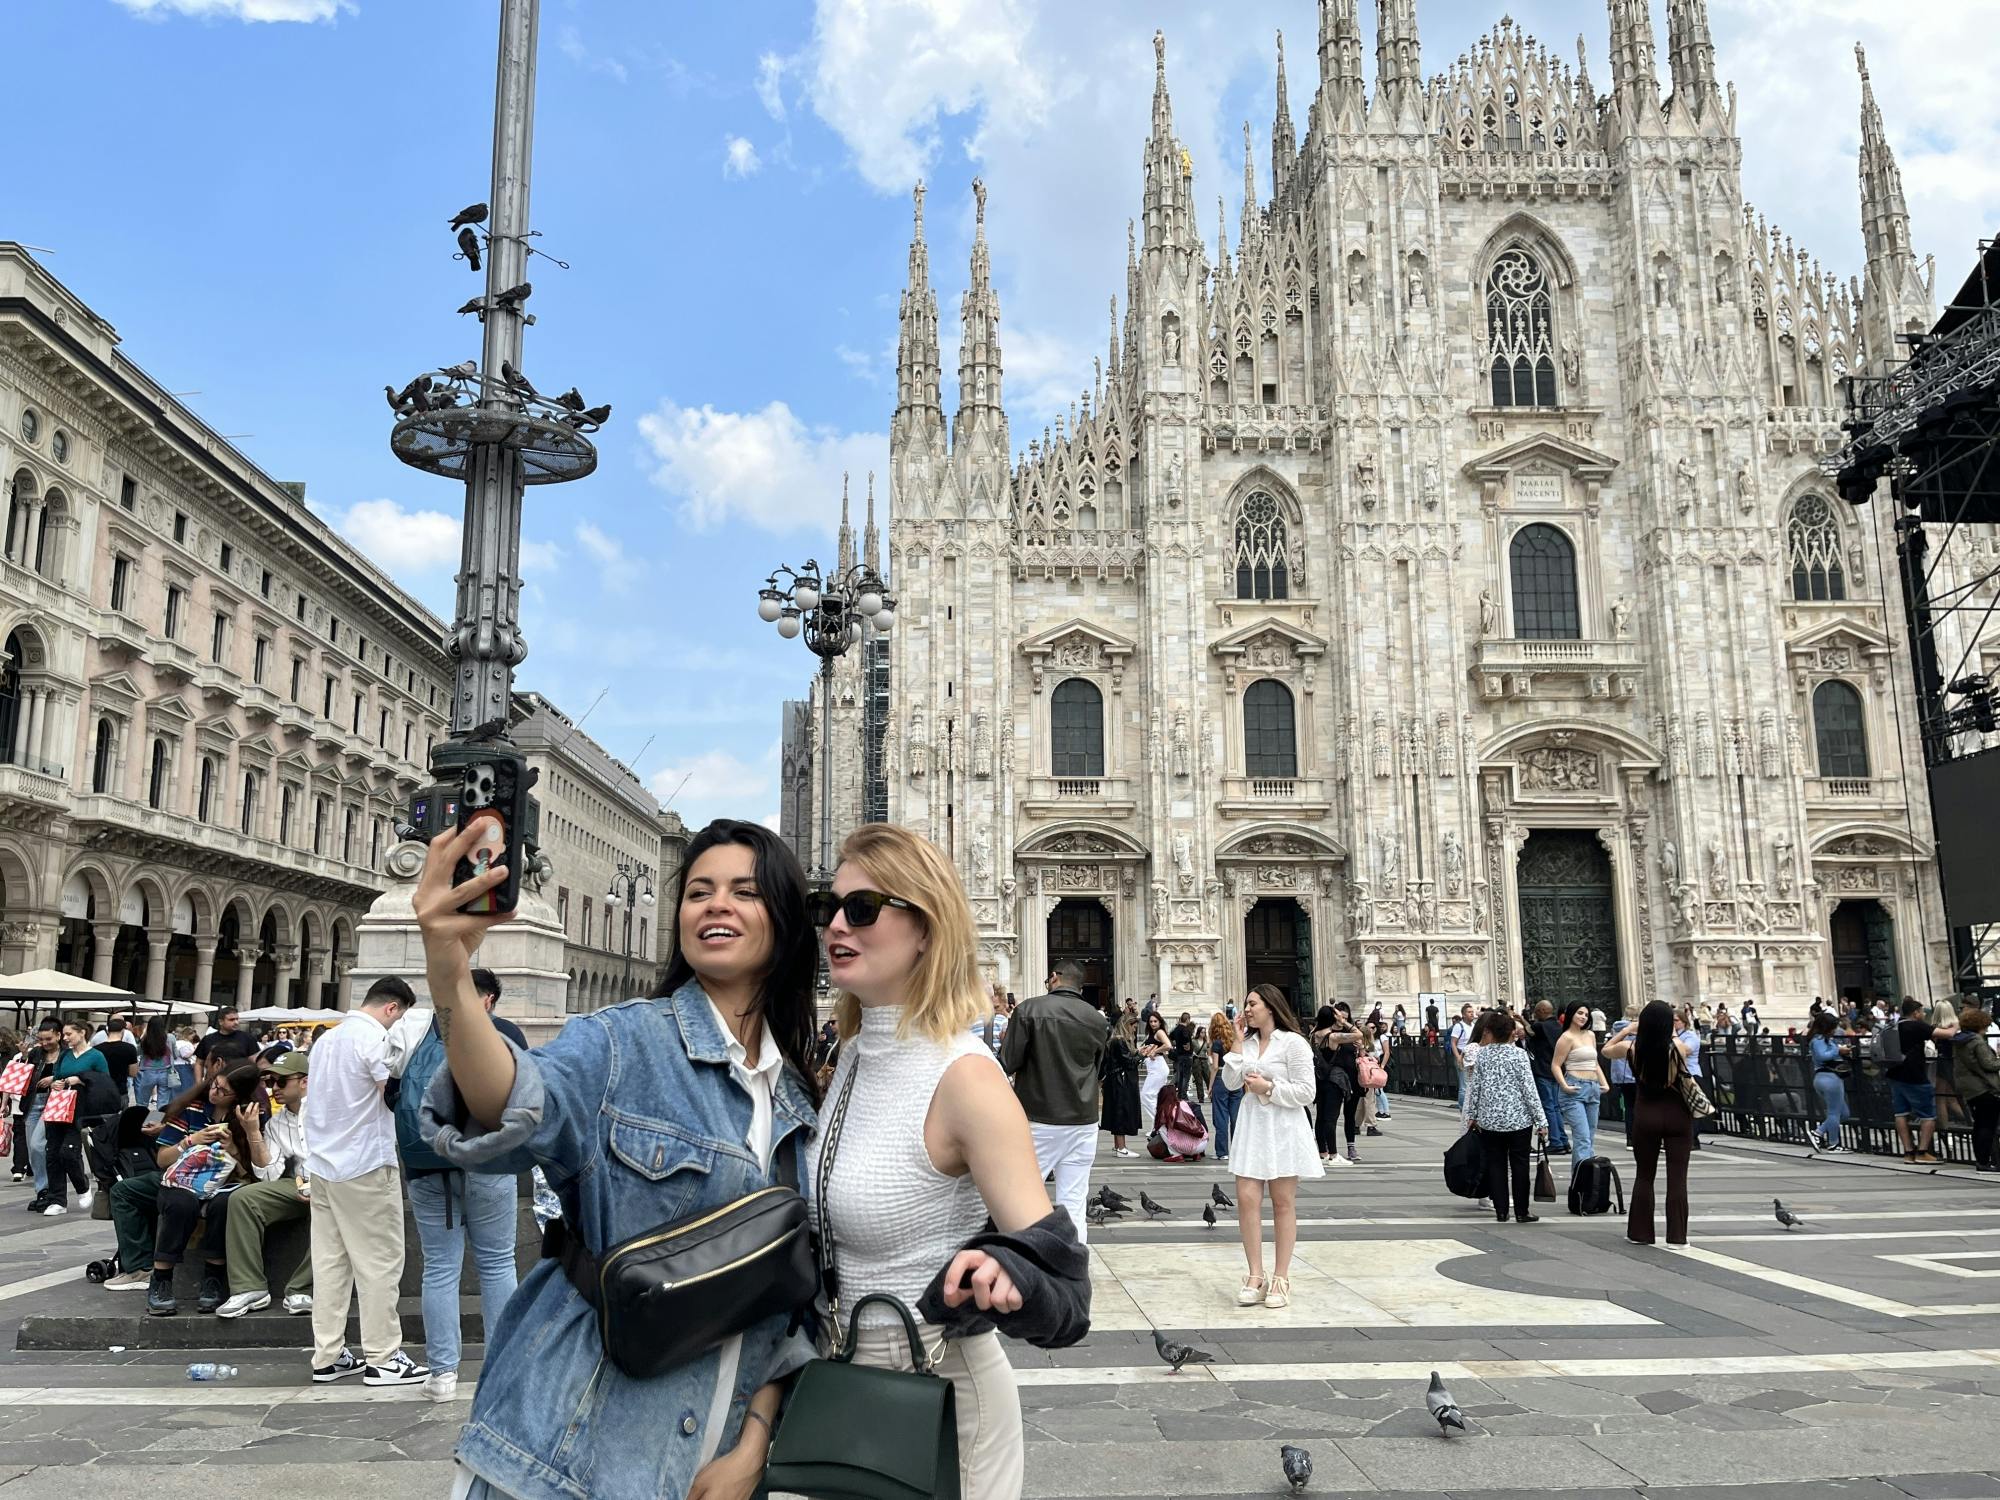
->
<box><xmin>1787</xmin><ymin>495</ymin><xmax>1847</xmax><ymax>601</ymax></box>
<box><xmin>1508</xmin><ymin>524</ymin><xmax>1581</xmax><ymax>639</ymax></box>
<box><xmin>1050</xmin><ymin>678</ymin><xmax>1104</xmax><ymax>778</ymax></box>
<box><xmin>1486</xmin><ymin>249</ymin><xmax>1557</xmax><ymax>408</ymax></box>
<box><xmin>1233</xmin><ymin>491</ymin><xmax>1290</xmax><ymax>600</ymax></box>
<box><xmin>1813</xmin><ymin>680</ymin><xmax>1869</xmax><ymax>778</ymax></box>
<box><xmin>1243</xmin><ymin>680</ymin><xmax>1297</xmax><ymax>780</ymax></box>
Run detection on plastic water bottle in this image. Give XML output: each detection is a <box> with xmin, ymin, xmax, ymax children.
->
<box><xmin>186</xmin><ymin>1363</ymin><xmax>239</xmax><ymax>1382</ymax></box>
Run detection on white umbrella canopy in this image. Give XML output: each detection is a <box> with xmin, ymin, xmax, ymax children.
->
<box><xmin>0</xmin><ymin>969</ymin><xmax>141</xmax><ymax>1002</ymax></box>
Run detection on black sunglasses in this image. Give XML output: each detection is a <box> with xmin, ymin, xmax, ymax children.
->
<box><xmin>807</xmin><ymin>889</ymin><xmax>922</xmax><ymax>928</ymax></box>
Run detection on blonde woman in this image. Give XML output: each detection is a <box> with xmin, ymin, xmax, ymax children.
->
<box><xmin>814</xmin><ymin>824</ymin><xmax>1091</xmax><ymax>1500</ymax></box>
<box><xmin>1221</xmin><ymin>984</ymin><xmax>1322</xmax><ymax>1310</ymax></box>
<box><xmin>1208</xmin><ymin>1010</ymin><xmax>1241</xmax><ymax>1162</ymax></box>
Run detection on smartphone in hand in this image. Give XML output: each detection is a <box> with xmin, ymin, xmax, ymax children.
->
<box><xmin>450</xmin><ymin>749</ymin><xmax>532</xmax><ymax>915</ymax></box>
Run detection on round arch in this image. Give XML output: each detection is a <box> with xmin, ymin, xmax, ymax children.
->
<box><xmin>257</xmin><ymin>900</ymin><xmax>297</xmax><ymax>951</ymax></box>
<box><xmin>1215</xmin><ymin>822</ymin><xmax>1348</xmax><ymax>863</ymax></box>
<box><xmin>1477</xmin><ymin>716</ymin><xmax>1663</xmax><ymax>773</ymax></box>
<box><xmin>1014</xmin><ymin>821</ymin><xmax>1151</xmax><ymax>863</ymax></box>
<box><xmin>124</xmin><ymin>872</ymin><xmax>171</xmax><ymax>933</ymax></box>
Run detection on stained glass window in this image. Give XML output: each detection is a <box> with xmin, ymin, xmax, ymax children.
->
<box><xmin>1486</xmin><ymin>250</ymin><xmax>1557</xmax><ymax>407</ymax></box>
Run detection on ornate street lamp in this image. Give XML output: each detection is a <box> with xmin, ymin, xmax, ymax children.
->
<box><xmin>757</xmin><ymin>559</ymin><xmax>893</xmax><ymax>880</ymax></box>
<box><xmin>604</xmin><ymin>862</ymin><xmax>654</xmax><ymax>1000</ymax></box>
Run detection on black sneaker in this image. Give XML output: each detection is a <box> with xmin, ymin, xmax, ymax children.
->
<box><xmin>146</xmin><ymin>1269</ymin><xmax>176</xmax><ymax>1317</ymax></box>
<box><xmin>312</xmin><ymin>1348</ymin><xmax>366</xmax><ymax>1383</ymax></box>
<box><xmin>197</xmin><ymin>1273</ymin><xmax>224</xmax><ymax>1314</ymax></box>
<box><xmin>1365</xmin><ymin>1126</ymin><xmax>1383</xmax><ymax>1136</ymax></box>
<box><xmin>363</xmin><ymin>1349</ymin><xmax>430</xmax><ymax>1387</ymax></box>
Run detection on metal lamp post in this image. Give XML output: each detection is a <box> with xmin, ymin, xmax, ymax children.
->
<box><xmin>386</xmin><ymin>0</ymin><xmax>602</xmax><ymax>814</ymax></box>
<box><xmin>604</xmin><ymin>862</ymin><xmax>654</xmax><ymax>1000</ymax></box>
<box><xmin>757</xmin><ymin>561</ymin><xmax>894</xmax><ymax>880</ymax></box>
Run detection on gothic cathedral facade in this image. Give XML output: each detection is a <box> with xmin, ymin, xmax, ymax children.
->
<box><xmin>872</xmin><ymin>2</ymin><xmax>1955</xmax><ymax>1019</ymax></box>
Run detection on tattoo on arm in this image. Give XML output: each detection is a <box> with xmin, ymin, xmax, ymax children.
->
<box><xmin>435</xmin><ymin>1005</ymin><xmax>452</xmax><ymax>1043</ymax></box>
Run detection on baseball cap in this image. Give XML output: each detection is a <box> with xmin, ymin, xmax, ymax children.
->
<box><xmin>263</xmin><ymin>1050</ymin><xmax>310</xmax><ymax>1078</ymax></box>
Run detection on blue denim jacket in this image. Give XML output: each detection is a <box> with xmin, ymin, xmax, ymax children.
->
<box><xmin>421</xmin><ymin>982</ymin><xmax>818</xmax><ymax>1500</ymax></box>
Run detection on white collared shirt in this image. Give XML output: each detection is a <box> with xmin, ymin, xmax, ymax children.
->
<box><xmin>696</xmin><ymin>997</ymin><xmax>782</xmax><ymax>1469</ymax></box>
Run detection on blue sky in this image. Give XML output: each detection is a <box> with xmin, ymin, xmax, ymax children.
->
<box><xmin>6</xmin><ymin>0</ymin><xmax>1993</xmax><ymax>829</ymax></box>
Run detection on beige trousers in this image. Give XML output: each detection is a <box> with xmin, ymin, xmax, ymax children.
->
<box><xmin>846</xmin><ymin>1322</ymin><xmax>1023</xmax><ymax>1500</ymax></box>
<box><xmin>309</xmin><ymin>1164</ymin><xmax>406</xmax><ymax>1367</ymax></box>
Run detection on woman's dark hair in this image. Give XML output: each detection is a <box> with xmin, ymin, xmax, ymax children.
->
<box><xmin>141</xmin><ymin>1016</ymin><xmax>171</xmax><ymax>1061</ymax></box>
<box><xmin>1473</xmin><ymin>1008</ymin><xmax>1514</xmax><ymax>1045</ymax></box>
<box><xmin>1633</xmin><ymin>999</ymin><xmax>1678</xmax><ymax>1092</ymax></box>
<box><xmin>1248</xmin><ymin>983</ymin><xmax>1303</xmax><ymax>1037</ymax></box>
<box><xmin>1809</xmin><ymin>1011</ymin><xmax>1839</xmax><ymax>1039</ymax></box>
<box><xmin>657</xmin><ymin>818</ymin><xmax>820</xmax><ymax>1103</ymax></box>
<box><xmin>1559</xmin><ymin>999</ymin><xmax>1592</xmax><ymax>1032</ymax></box>
<box><xmin>212</xmin><ymin>1064</ymin><xmax>270</xmax><ymax>1180</ymax></box>
<box><xmin>1313</xmin><ymin>1005</ymin><xmax>1338</xmax><ymax>1030</ymax></box>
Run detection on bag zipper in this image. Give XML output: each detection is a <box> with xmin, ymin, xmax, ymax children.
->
<box><xmin>595</xmin><ymin>1189</ymin><xmax>798</xmax><ymax>1303</ymax></box>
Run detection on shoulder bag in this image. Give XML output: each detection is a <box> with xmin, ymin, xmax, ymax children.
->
<box><xmin>1670</xmin><ymin>1050</ymin><xmax>1715</xmax><ymax>1118</ymax></box>
<box><xmin>761</xmin><ymin>1063</ymin><xmax>962</xmax><ymax>1500</ymax></box>
<box><xmin>1533</xmin><ymin>1147</ymin><xmax>1558</xmax><ymax>1203</ymax></box>
<box><xmin>543</xmin><ymin>1026</ymin><xmax>818</xmax><ymax>1381</ymax></box>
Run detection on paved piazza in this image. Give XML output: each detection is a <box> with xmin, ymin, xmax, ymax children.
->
<box><xmin>0</xmin><ymin>1102</ymin><xmax>1997</xmax><ymax>1498</ymax></box>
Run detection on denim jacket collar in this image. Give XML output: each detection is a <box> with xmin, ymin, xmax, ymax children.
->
<box><xmin>661</xmin><ymin>980</ymin><xmax>816</xmax><ymax>1136</ymax></box>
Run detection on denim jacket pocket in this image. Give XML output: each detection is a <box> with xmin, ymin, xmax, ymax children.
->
<box><xmin>605</xmin><ymin>1116</ymin><xmax>718</xmax><ymax>1221</ymax></box>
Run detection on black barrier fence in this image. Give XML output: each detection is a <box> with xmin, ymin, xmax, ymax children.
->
<box><xmin>1384</xmin><ymin>1033</ymin><xmax>1984</xmax><ymax>1163</ymax></box>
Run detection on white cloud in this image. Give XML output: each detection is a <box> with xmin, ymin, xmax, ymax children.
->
<box><xmin>327</xmin><ymin>498</ymin><xmax>461</xmax><ymax>572</ymax></box>
<box><xmin>835</xmin><ymin>342</ymin><xmax>880</xmax><ymax>384</ymax></box>
<box><xmin>557</xmin><ymin>23</ymin><xmax>629</xmax><ymax>84</ymax></box>
<box><xmin>638</xmin><ymin>398</ymin><xmax>883</xmax><ymax>534</ymax></box>
<box><xmin>724</xmin><ymin>135</ymin><xmax>763</xmax><ymax>178</ymax></box>
<box><xmin>111</xmin><ymin>0</ymin><xmax>347</xmax><ymax>18</ymax></box>
<box><xmin>573</xmin><ymin>521</ymin><xmax>639</xmax><ymax>592</ymax></box>
<box><xmin>648</xmin><ymin>749</ymin><xmax>774</xmax><ymax>829</ymax></box>
<box><xmin>756</xmin><ymin>52</ymin><xmax>790</xmax><ymax>121</ymax></box>
<box><xmin>519</xmin><ymin>537</ymin><xmax>563</xmax><ymax>574</ymax></box>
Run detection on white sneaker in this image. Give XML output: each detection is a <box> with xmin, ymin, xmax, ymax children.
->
<box><xmin>104</xmin><ymin>1269</ymin><xmax>152</xmax><ymax>1291</ymax></box>
<box><xmin>76</xmin><ymin>1187</ymin><xmax>94</xmax><ymax>1214</ymax></box>
<box><xmin>283</xmin><ymin>1293</ymin><xmax>314</xmax><ymax>1315</ymax></box>
<box><xmin>363</xmin><ymin>1350</ymin><xmax>430</xmax><ymax>1387</ymax></box>
<box><xmin>216</xmin><ymin>1291</ymin><xmax>270</xmax><ymax>1319</ymax></box>
<box><xmin>422</xmin><ymin>1371</ymin><xmax>460</xmax><ymax>1403</ymax></box>
<box><xmin>1114</xmin><ymin>1148</ymin><xmax>1137</xmax><ymax>1158</ymax></box>
<box><xmin>1326</xmin><ymin>1152</ymin><xmax>1348</xmax><ymax>1166</ymax></box>
<box><xmin>40</xmin><ymin>1203</ymin><xmax>66</xmax><ymax>1216</ymax></box>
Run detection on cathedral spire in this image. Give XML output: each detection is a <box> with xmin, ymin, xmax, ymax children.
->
<box><xmin>1665</xmin><ymin>0</ymin><xmax>1717</xmax><ymax>115</ymax></box>
<box><xmin>1574</xmin><ymin>33</ymin><xmax>1595</xmax><ymax>108</ymax></box>
<box><xmin>1271</xmin><ymin>30</ymin><xmax>1297</xmax><ymax>196</ymax></box>
<box><xmin>1372</xmin><ymin>0</ymin><xmax>1423</xmax><ymax>115</ymax></box>
<box><xmin>1106</xmin><ymin>295</ymin><xmax>1122</xmax><ymax>385</ymax></box>
<box><xmin>1141</xmin><ymin>30</ymin><xmax>1195</xmax><ymax>254</ymax></box>
<box><xmin>1606</xmin><ymin>0</ymin><xmax>1660</xmax><ymax>108</ymax></box>
<box><xmin>863</xmin><ymin>470</ymin><xmax>880</xmax><ymax>575</ymax></box>
<box><xmin>893</xmin><ymin>180</ymin><xmax>945</xmax><ymax>450</ymax></box>
<box><xmin>1240</xmin><ymin>121</ymin><xmax>1259</xmax><ymax>250</ymax></box>
<box><xmin>955</xmin><ymin>177</ymin><xmax>1004</xmax><ymax>445</ymax></box>
<box><xmin>836</xmin><ymin>472</ymin><xmax>855</xmax><ymax>575</ymax></box>
<box><xmin>1318</xmin><ymin>0</ymin><xmax>1365</xmax><ymax>128</ymax></box>
<box><xmin>1216</xmin><ymin>194</ymin><xmax>1230</xmax><ymax>276</ymax></box>
<box><xmin>1855</xmin><ymin>44</ymin><xmax>1931</xmax><ymax>365</ymax></box>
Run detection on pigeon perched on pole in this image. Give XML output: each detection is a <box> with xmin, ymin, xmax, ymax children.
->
<box><xmin>442</xmin><ymin>361</ymin><xmax>479</xmax><ymax>381</ymax></box>
<box><xmin>456</xmin><ymin>296</ymin><xmax>488</xmax><ymax>317</ymax></box>
<box><xmin>448</xmin><ymin>202</ymin><xmax>489</xmax><ymax>231</ymax></box>
<box><xmin>1773</xmin><ymin>1198</ymin><xmax>1803</xmax><ymax>1231</ymax></box>
<box><xmin>457</xmin><ymin>226</ymin><xmax>483</xmax><ymax>271</ymax></box>
<box><xmin>500</xmin><ymin>361</ymin><xmax>538</xmax><ymax>400</ymax></box>
<box><xmin>1139</xmin><ymin>1191</ymin><xmax>1171</xmax><ymax>1220</ymax></box>
<box><xmin>1201</xmin><ymin>1202</ymin><xmax>1217</xmax><ymax>1229</ymax></box>
<box><xmin>1211</xmin><ymin>1183</ymin><xmax>1233</xmax><ymax>1209</ymax></box>
<box><xmin>1426</xmin><ymin>1371</ymin><xmax>1467</xmax><ymax>1435</ymax></box>
<box><xmin>575</xmin><ymin>403</ymin><xmax>613</xmax><ymax>428</ymax></box>
<box><xmin>1280</xmin><ymin>1444</ymin><xmax>1313</xmax><ymax>1493</ymax></box>
<box><xmin>554</xmin><ymin>386</ymin><xmax>587</xmax><ymax>412</ymax></box>
<box><xmin>492</xmin><ymin>281</ymin><xmax>533</xmax><ymax>311</ymax></box>
<box><xmin>1152</xmin><ymin>1329</ymin><xmax>1214</xmax><ymax>1375</ymax></box>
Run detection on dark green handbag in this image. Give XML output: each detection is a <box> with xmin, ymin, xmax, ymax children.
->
<box><xmin>762</xmin><ymin>1292</ymin><xmax>960</xmax><ymax>1500</ymax></box>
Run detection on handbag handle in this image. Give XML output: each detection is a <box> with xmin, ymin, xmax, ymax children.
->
<box><xmin>830</xmin><ymin>1292</ymin><xmax>935</xmax><ymax>1375</ymax></box>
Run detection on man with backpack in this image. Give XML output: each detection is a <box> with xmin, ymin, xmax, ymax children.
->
<box><xmin>399</xmin><ymin>967</ymin><xmax>524</xmax><ymax>1403</ymax></box>
<box><xmin>1882</xmin><ymin>996</ymin><xmax>1959</xmax><ymax>1165</ymax></box>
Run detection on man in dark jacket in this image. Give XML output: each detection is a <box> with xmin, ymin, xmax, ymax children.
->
<box><xmin>1526</xmin><ymin>1001</ymin><xmax>1570</xmax><ymax>1153</ymax></box>
<box><xmin>1000</xmin><ymin>960</ymin><xmax>1110</xmax><ymax>1243</ymax></box>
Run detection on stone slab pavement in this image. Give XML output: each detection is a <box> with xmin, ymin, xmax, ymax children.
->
<box><xmin>0</xmin><ymin>1095</ymin><xmax>1994</xmax><ymax>1496</ymax></box>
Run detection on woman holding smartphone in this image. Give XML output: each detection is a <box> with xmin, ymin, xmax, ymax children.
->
<box><xmin>1222</xmin><ymin>984</ymin><xmax>1321</xmax><ymax>1310</ymax></box>
<box><xmin>414</xmin><ymin>817</ymin><xmax>823</xmax><ymax>1500</ymax></box>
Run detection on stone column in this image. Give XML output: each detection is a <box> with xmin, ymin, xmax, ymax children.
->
<box><xmin>234</xmin><ymin>949</ymin><xmax>256</xmax><ymax>1009</ymax></box>
<box><xmin>191</xmin><ymin>937</ymin><xmax>218</xmax><ymax>1007</ymax></box>
<box><xmin>143</xmin><ymin>933</ymin><xmax>170</xmax><ymax>1000</ymax></box>
<box><xmin>304</xmin><ymin>949</ymin><xmax>329</xmax><ymax>1010</ymax></box>
<box><xmin>10</xmin><ymin>684</ymin><xmax>32</xmax><ymax>763</ymax></box>
<box><xmin>271</xmin><ymin>944</ymin><xmax>300</xmax><ymax>1009</ymax></box>
<box><xmin>22</xmin><ymin>690</ymin><xmax>45</xmax><ymax>769</ymax></box>
<box><xmin>90</xmin><ymin>922</ymin><xmax>121</xmax><ymax>986</ymax></box>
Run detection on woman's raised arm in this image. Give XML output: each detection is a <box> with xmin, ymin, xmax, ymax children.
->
<box><xmin>411</xmin><ymin>825</ymin><xmax>520</xmax><ymax>1128</ymax></box>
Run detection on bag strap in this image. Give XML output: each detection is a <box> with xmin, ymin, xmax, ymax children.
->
<box><xmin>831</xmin><ymin>1292</ymin><xmax>934</xmax><ymax>1374</ymax></box>
<box><xmin>813</xmin><ymin>1059</ymin><xmax>862</xmax><ymax>1333</ymax></box>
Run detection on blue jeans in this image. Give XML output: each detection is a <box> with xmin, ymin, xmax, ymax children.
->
<box><xmin>1210</xmin><ymin>1081</ymin><xmax>1243</xmax><ymax>1158</ymax></box>
<box><xmin>1558</xmin><ymin>1079</ymin><xmax>1600</xmax><ymax>1163</ymax></box>
<box><xmin>135</xmin><ymin>1063</ymin><xmax>178</xmax><ymax>1111</ymax></box>
<box><xmin>1535</xmin><ymin>1074</ymin><xmax>1571</xmax><ymax>1150</ymax></box>
<box><xmin>1813</xmin><ymin>1070</ymin><xmax>1847</xmax><ymax>1145</ymax></box>
<box><xmin>1374</xmin><ymin>1087</ymin><xmax>1391</xmax><ymax>1117</ymax></box>
<box><xmin>407</xmin><ymin>1170</ymin><xmax>520</xmax><ymax>1376</ymax></box>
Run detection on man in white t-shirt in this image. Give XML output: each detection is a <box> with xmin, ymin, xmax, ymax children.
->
<box><xmin>302</xmin><ymin>977</ymin><xmax>427</xmax><ymax>1389</ymax></box>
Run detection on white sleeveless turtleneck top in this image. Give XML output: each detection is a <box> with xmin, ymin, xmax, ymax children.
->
<box><xmin>813</xmin><ymin>1005</ymin><xmax>997</xmax><ymax>1328</ymax></box>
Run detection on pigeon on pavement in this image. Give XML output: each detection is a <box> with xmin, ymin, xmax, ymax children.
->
<box><xmin>1095</xmin><ymin>1186</ymin><xmax>1131</xmax><ymax>1211</ymax></box>
<box><xmin>1211</xmin><ymin>1183</ymin><xmax>1233</xmax><ymax>1209</ymax></box>
<box><xmin>1201</xmin><ymin>1203</ymin><xmax>1217</xmax><ymax>1229</ymax></box>
<box><xmin>1152</xmin><ymin>1329</ymin><xmax>1213</xmax><ymax>1374</ymax></box>
<box><xmin>1774</xmin><ymin>1198</ymin><xmax>1803</xmax><ymax>1231</ymax></box>
<box><xmin>1426</xmin><ymin>1371</ymin><xmax>1467</xmax><ymax>1434</ymax></box>
<box><xmin>1139</xmin><ymin>1191</ymin><xmax>1171</xmax><ymax>1219</ymax></box>
<box><xmin>1280</xmin><ymin>1444</ymin><xmax>1312</xmax><ymax>1492</ymax></box>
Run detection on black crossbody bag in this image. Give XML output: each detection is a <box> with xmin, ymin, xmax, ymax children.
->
<box><xmin>543</xmin><ymin>1114</ymin><xmax>818</xmax><ymax>1381</ymax></box>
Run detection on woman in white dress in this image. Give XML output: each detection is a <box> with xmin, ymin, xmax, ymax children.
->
<box><xmin>1220</xmin><ymin>983</ymin><xmax>1322</xmax><ymax>1310</ymax></box>
<box><xmin>814</xmin><ymin>823</ymin><xmax>1091</xmax><ymax>1500</ymax></box>
<box><xmin>1137</xmin><ymin>1013</ymin><xmax>1171</xmax><ymax>1127</ymax></box>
